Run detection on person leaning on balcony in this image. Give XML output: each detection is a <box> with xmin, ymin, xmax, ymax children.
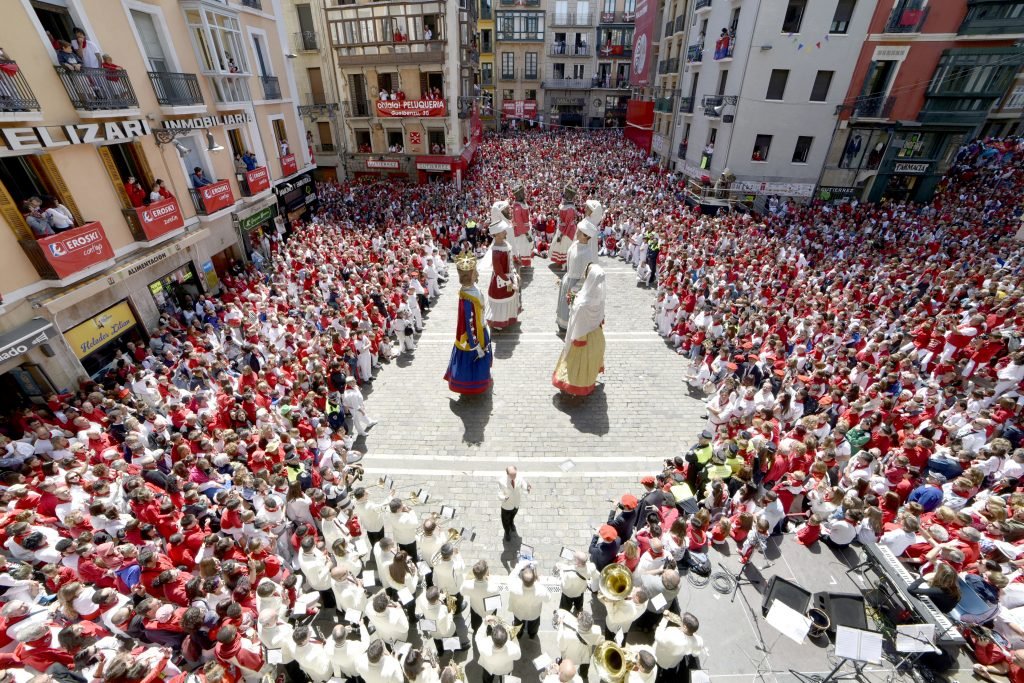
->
<box><xmin>41</xmin><ymin>196</ymin><xmax>74</xmax><ymax>233</ymax></box>
<box><xmin>234</xmin><ymin>154</ymin><xmax>246</xmax><ymax>177</ymax></box>
<box><xmin>191</xmin><ymin>167</ymin><xmax>213</xmax><ymax>188</ymax></box>
<box><xmin>243</xmin><ymin>152</ymin><xmax>258</xmax><ymax>171</ymax></box>
<box><xmin>71</xmin><ymin>28</ymin><xmax>100</xmax><ymax>70</ymax></box>
<box><xmin>22</xmin><ymin>198</ymin><xmax>54</xmax><ymax>238</ymax></box>
<box><xmin>57</xmin><ymin>41</ymin><xmax>82</xmax><ymax>71</ymax></box>
<box><xmin>124</xmin><ymin>177</ymin><xmax>146</xmax><ymax>208</ymax></box>
<box><xmin>150</xmin><ymin>180</ymin><xmax>173</xmax><ymax>203</ymax></box>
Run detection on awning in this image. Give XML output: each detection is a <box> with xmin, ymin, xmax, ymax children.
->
<box><xmin>0</xmin><ymin>318</ymin><xmax>55</xmax><ymax>366</ymax></box>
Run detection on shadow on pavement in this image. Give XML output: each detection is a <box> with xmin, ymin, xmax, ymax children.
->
<box><xmin>552</xmin><ymin>384</ymin><xmax>610</xmax><ymax>435</ymax></box>
<box><xmin>448</xmin><ymin>391</ymin><xmax>494</xmax><ymax>445</ymax></box>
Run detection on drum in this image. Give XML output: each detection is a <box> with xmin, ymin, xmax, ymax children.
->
<box><xmin>807</xmin><ymin>607</ymin><xmax>831</xmax><ymax>640</ymax></box>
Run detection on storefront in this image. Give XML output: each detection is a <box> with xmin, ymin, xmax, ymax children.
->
<box><xmin>275</xmin><ymin>171</ymin><xmax>318</xmax><ymax>229</ymax></box>
<box><xmin>234</xmin><ymin>200</ymin><xmax>278</xmax><ymax>263</ymax></box>
<box><xmin>148</xmin><ymin>263</ymin><xmax>202</xmax><ymax>317</ymax></box>
<box><xmin>62</xmin><ymin>300</ymin><xmax>146</xmax><ymax>378</ymax></box>
<box><xmin>415</xmin><ymin>146</ymin><xmax>475</xmax><ymax>187</ymax></box>
<box><xmin>0</xmin><ymin>318</ymin><xmax>58</xmax><ymax>410</ymax></box>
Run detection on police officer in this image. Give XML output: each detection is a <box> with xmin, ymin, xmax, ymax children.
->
<box><xmin>684</xmin><ymin>430</ymin><xmax>715</xmax><ymax>494</ymax></box>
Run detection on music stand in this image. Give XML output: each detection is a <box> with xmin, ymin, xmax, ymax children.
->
<box><xmin>723</xmin><ymin>544</ymin><xmax>758</xmax><ymax>603</ymax></box>
<box><xmin>790</xmin><ymin>626</ymin><xmax>882</xmax><ymax>683</ymax></box>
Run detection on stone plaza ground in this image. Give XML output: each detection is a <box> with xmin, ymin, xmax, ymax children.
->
<box><xmin>349</xmin><ymin>252</ymin><xmax>979</xmax><ymax>683</ymax></box>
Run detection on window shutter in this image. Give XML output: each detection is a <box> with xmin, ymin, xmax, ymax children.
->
<box><xmin>98</xmin><ymin>146</ymin><xmax>133</xmax><ymax>210</ymax></box>
<box><xmin>35</xmin><ymin>154</ymin><xmax>83</xmax><ymax>224</ymax></box>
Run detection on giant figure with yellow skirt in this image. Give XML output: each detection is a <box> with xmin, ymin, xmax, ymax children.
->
<box><xmin>444</xmin><ymin>252</ymin><xmax>493</xmax><ymax>394</ymax></box>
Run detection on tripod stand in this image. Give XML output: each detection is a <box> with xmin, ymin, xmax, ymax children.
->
<box><xmin>790</xmin><ymin>657</ymin><xmax>869</xmax><ymax>683</ymax></box>
<box><xmin>720</xmin><ymin>558</ymin><xmax>757</xmax><ymax>603</ymax></box>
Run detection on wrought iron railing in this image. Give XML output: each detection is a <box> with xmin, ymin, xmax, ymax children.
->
<box><xmin>294</xmin><ymin>31</ymin><xmax>318</xmax><ymax>52</ymax></box>
<box><xmin>549</xmin><ymin>44</ymin><xmax>591</xmax><ymax>56</ymax></box>
<box><xmin>885</xmin><ymin>4</ymin><xmax>929</xmax><ymax>33</ymax></box>
<box><xmin>0</xmin><ymin>59</ymin><xmax>41</xmax><ymax>112</ymax></box>
<box><xmin>148</xmin><ymin>71</ymin><xmax>204</xmax><ymax>107</ymax></box>
<box><xmin>850</xmin><ymin>94</ymin><xmax>896</xmax><ymax>118</ymax></box>
<box><xmin>54</xmin><ymin>65</ymin><xmax>139</xmax><ymax>110</ymax></box>
<box><xmin>599</xmin><ymin>11</ymin><xmax>635</xmax><ymax>23</ymax></box>
<box><xmin>654</xmin><ymin>97</ymin><xmax>674</xmax><ymax>113</ymax></box>
<box><xmin>541</xmin><ymin>78</ymin><xmax>592</xmax><ymax>89</ymax></box>
<box><xmin>694</xmin><ymin>0</ymin><xmax>712</xmax><ymax>10</ymax></box>
<box><xmin>241</xmin><ymin>0</ymin><xmax>262</xmax><ymax>9</ymax></box>
<box><xmin>260</xmin><ymin>75</ymin><xmax>282</xmax><ymax>100</ymax></box>
<box><xmin>679</xmin><ymin>96</ymin><xmax>694</xmax><ymax>113</ymax></box>
<box><xmin>687</xmin><ymin>44</ymin><xmax>703</xmax><ymax>62</ymax></box>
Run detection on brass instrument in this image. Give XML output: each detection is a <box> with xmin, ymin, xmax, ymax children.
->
<box><xmin>661</xmin><ymin>610</ymin><xmax>684</xmax><ymax>627</ymax></box>
<box><xmin>598</xmin><ymin>564</ymin><xmax>633</xmax><ymax>602</ymax></box>
<box><xmin>593</xmin><ymin>641</ymin><xmax>638</xmax><ymax>683</ymax></box>
<box><xmin>442</xmin><ymin>662</ymin><xmax>467</xmax><ymax>682</ymax></box>
<box><xmin>430</xmin><ymin>528</ymin><xmax>463</xmax><ymax>565</ymax></box>
<box><xmin>445</xmin><ymin>593</ymin><xmax>458</xmax><ymax>614</ymax></box>
<box><xmin>486</xmin><ymin>614</ymin><xmax>522</xmax><ymax>640</ymax></box>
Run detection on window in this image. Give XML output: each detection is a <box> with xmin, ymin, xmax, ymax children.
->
<box><xmin>792</xmin><ymin>135</ymin><xmax>813</xmax><ymax>163</ymax></box>
<box><xmin>482</xmin><ymin>29</ymin><xmax>492</xmax><ymax>52</ymax></box>
<box><xmin>387</xmin><ymin>131</ymin><xmax>404</xmax><ymax>150</ymax></box>
<box><xmin>1007</xmin><ymin>85</ymin><xmax>1024</xmax><ymax>110</ymax></box>
<box><xmin>0</xmin><ymin>155</ymin><xmax>82</xmax><ymax>240</ymax></box>
<box><xmin>572</xmin><ymin>63</ymin><xmax>586</xmax><ymax>78</ymax></box>
<box><xmin>482</xmin><ymin>62</ymin><xmax>494</xmax><ymax>83</ymax></box>
<box><xmin>502</xmin><ymin>89</ymin><xmax>515</xmax><ymax>101</ymax></box>
<box><xmin>496</xmin><ymin>12</ymin><xmax>545</xmax><ymax>40</ymax></box>
<box><xmin>251</xmin><ymin>34</ymin><xmax>270</xmax><ymax>77</ymax></box>
<box><xmin>130</xmin><ymin>9</ymin><xmax>173</xmax><ymax>72</ymax></box>
<box><xmin>525</xmin><ymin>88</ymin><xmax>537</xmax><ymax>100</ymax></box>
<box><xmin>553</xmin><ymin>62</ymin><xmax>565</xmax><ymax>78</ymax></box>
<box><xmin>752</xmin><ymin>134</ymin><xmax>772</xmax><ymax>161</ymax></box>
<box><xmin>227</xmin><ymin>128</ymin><xmax>249</xmax><ymax>158</ymax></box>
<box><xmin>525</xmin><ymin>52</ymin><xmax>538</xmax><ymax>78</ymax></box>
<box><xmin>781</xmin><ymin>0</ymin><xmax>806</xmax><ymax>33</ymax></box>
<box><xmin>501</xmin><ymin>52</ymin><xmax>515</xmax><ymax>78</ymax></box>
<box><xmin>185</xmin><ymin>8</ymin><xmax>249</xmax><ymax>74</ymax></box>
<box><xmin>810</xmin><ymin>70</ymin><xmax>833</xmax><ymax>101</ymax></box>
<box><xmin>765</xmin><ymin>69</ymin><xmax>788</xmax><ymax>100</ymax></box>
<box><xmin>354</xmin><ymin>129</ymin><xmax>372</xmax><ymax>152</ymax></box>
<box><xmin>272</xmin><ymin>119</ymin><xmax>289</xmax><ymax>156</ymax></box>
<box><xmin>830</xmin><ymin>0</ymin><xmax>856</xmax><ymax>33</ymax></box>
<box><xmin>716</xmin><ymin>69</ymin><xmax>728</xmax><ymax>95</ymax></box>
<box><xmin>428</xmin><ymin>130</ymin><xmax>445</xmax><ymax>153</ymax></box>
<box><xmin>603</xmin><ymin>0</ymin><xmax>615</xmax><ymax>14</ymax></box>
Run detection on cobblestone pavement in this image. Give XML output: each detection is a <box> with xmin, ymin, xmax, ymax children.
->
<box><xmin>349</xmin><ymin>254</ymin><xmax>964</xmax><ymax>682</ymax></box>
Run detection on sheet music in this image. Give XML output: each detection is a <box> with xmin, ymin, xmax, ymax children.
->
<box><xmin>835</xmin><ymin>626</ymin><xmax>884</xmax><ymax>664</ymax></box>
<box><xmin>650</xmin><ymin>593</ymin><xmax>668</xmax><ymax>611</ymax></box>
<box><xmin>765</xmin><ymin>600</ymin><xmax>811</xmax><ymax>645</ymax></box>
<box><xmin>440</xmin><ymin>505</ymin><xmax>456</xmax><ymax>520</ymax></box>
<box><xmin>560</xmin><ymin>546</ymin><xmax>575</xmax><ymax>561</ymax></box>
<box><xmin>533</xmin><ymin>654</ymin><xmax>553</xmax><ymax>671</ymax></box>
<box><xmin>896</xmin><ymin>624</ymin><xmax>938</xmax><ymax>653</ymax></box>
<box><xmin>362</xmin><ymin>570</ymin><xmax>376</xmax><ymax>587</ymax></box>
<box><xmin>483</xmin><ymin>595</ymin><xmax>502</xmax><ymax>612</ymax></box>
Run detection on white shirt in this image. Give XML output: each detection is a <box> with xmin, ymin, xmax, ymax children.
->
<box><xmin>554</xmin><ymin>610</ymin><xmax>603</xmax><ymax>667</ymax></box>
<box><xmin>558</xmin><ymin>562</ymin><xmax>597</xmax><ymax>598</ymax></box>
<box><xmin>298</xmin><ymin>549</ymin><xmax>332</xmax><ymax>591</ymax></box>
<box><xmin>386</xmin><ymin>508</ymin><xmax>419</xmax><ymax>545</ymax></box>
<box><xmin>332</xmin><ymin>631</ymin><xmax>369</xmax><ymax>678</ymax></box>
<box><xmin>367</xmin><ymin>604</ymin><xmax>409</xmax><ymax>642</ymax></box>
<box><xmin>357</xmin><ymin>652</ymin><xmax>404</xmax><ymax>683</ymax></box>
<box><xmin>879</xmin><ymin>529</ymin><xmax>916</xmax><ymax>557</ymax></box>
<box><xmin>433</xmin><ymin>555</ymin><xmax>465</xmax><ymax>596</ymax></box>
<box><xmin>499</xmin><ymin>475</ymin><xmax>529</xmax><ymax>511</ymax></box>
<box><xmin>356</xmin><ymin>497</ymin><xmax>386</xmax><ymax>532</ymax></box>
<box><xmin>653</xmin><ymin>619</ymin><xmax>703</xmax><ymax>668</ymax></box>
<box><xmin>604</xmin><ymin>597</ymin><xmax>646</xmax><ymax>634</ymax></box>
<box><xmin>462</xmin><ymin>576</ymin><xmax>498</xmax><ymax>616</ymax></box>
<box><xmin>475</xmin><ymin>629</ymin><xmax>521</xmax><ymax>675</ymax></box>
<box><xmin>415</xmin><ymin>593</ymin><xmax>456</xmax><ymax>638</ymax></box>
<box><xmin>507</xmin><ymin>577</ymin><xmax>550</xmax><ymax>620</ymax></box>
<box><xmin>294</xmin><ymin>639</ymin><xmax>335</xmax><ymax>682</ymax></box>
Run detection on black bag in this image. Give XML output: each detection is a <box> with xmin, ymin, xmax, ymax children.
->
<box><xmin>684</xmin><ymin>550</ymin><xmax>711</xmax><ymax>577</ymax></box>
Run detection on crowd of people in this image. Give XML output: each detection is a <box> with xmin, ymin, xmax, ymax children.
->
<box><xmin>2</xmin><ymin>127</ymin><xmax>1024</xmax><ymax>683</ymax></box>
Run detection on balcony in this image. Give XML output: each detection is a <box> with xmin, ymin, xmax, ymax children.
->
<box><xmin>209</xmin><ymin>76</ymin><xmax>251</xmax><ymax>107</ymax></box>
<box><xmin>884</xmin><ymin>5</ymin><xmax>929</xmax><ymax>33</ymax></box>
<box><xmin>238</xmin><ymin>166</ymin><xmax>270</xmax><ymax>197</ymax></box>
<box><xmin>294</xmin><ymin>30</ymin><xmax>319</xmax><ymax>52</ymax></box>
<box><xmin>850</xmin><ymin>94</ymin><xmax>896</xmax><ymax>118</ymax></box>
<box><xmin>260</xmin><ymin>75</ymin><xmax>282</xmax><ymax>100</ymax></box>
<box><xmin>482</xmin><ymin>40</ymin><xmax>493</xmax><ymax>53</ymax></box>
<box><xmin>550</xmin><ymin>12</ymin><xmax>593</xmax><ymax>26</ymax></box>
<box><xmin>687</xmin><ymin>44</ymin><xmax>703</xmax><ymax>63</ymax></box>
<box><xmin>298</xmin><ymin>100</ymin><xmax>340</xmax><ymax>119</ymax></box>
<box><xmin>281</xmin><ymin>153</ymin><xmax>298</xmax><ymax>176</ymax></box>
<box><xmin>702</xmin><ymin>94</ymin><xmax>737</xmax><ymax>116</ymax></box>
<box><xmin>659</xmin><ymin>58</ymin><xmax>679</xmax><ymax>74</ymax></box>
<box><xmin>679</xmin><ymin>96</ymin><xmax>694</xmax><ymax>113</ymax></box>
<box><xmin>524</xmin><ymin>71</ymin><xmax>539</xmax><ymax>81</ymax></box>
<box><xmin>593</xmin><ymin>75</ymin><xmax>630</xmax><ymax>89</ymax></box>
<box><xmin>500</xmin><ymin>0</ymin><xmax>540</xmax><ymax>5</ymax></box>
<box><xmin>53</xmin><ymin>66</ymin><xmax>139</xmax><ymax>113</ymax></box>
<box><xmin>599</xmin><ymin>11</ymin><xmax>635</xmax><ymax>23</ymax></box>
<box><xmin>121</xmin><ymin>197</ymin><xmax>185</xmax><ymax>242</ymax></box>
<box><xmin>654</xmin><ymin>97</ymin><xmax>674</xmax><ymax>113</ymax></box>
<box><xmin>20</xmin><ymin>222</ymin><xmax>114</xmax><ymax>280</ymax></box>
<box><xmin>500</xmin><ymin>70</ymin><xmax>517</xmax><ymax>81</ymax></box>
<box><xmin>960</xmin><ymin>1</ymin><xmax>1024</xmax><ymax>35</ymax></box>
<box><xmin>694</xmin><ymin>0</ymin><xmax>712</xmax><ymax>11</ymax></box>
<box><xmin>332</xmin><ymin>40</ymin><xmax>447</xmax><ymax>66</ymax></box>
<box><xmin>0</xmin><ymin>59</ymin><xmax>41</xmax><ymax>116</ymax></box>
<box><xmin>674</xmin><ymin>15</ymin><xmax>685</xmax><ymax>33</ymax></box>
<box><xmin>598</xmin><ymin>44</ymin><xmax>632</xmax><ymax>58</ymax></box>
<box><xmin>189</xmin><ymin>180</ymin><xmax>235</xmax><ymax>216</ymax></box>
<box><xmin>148</xmin><ymin>71</ymin><xmax>204</xmax><ymax>107</ymax></box>
<box><xmin>713</xmin><ymin>42</ymin><xmax>735</xmax><ymax>60</ymax></box>
<box><xmin>241</xmin><ymin>0</ymin><xmax>262</xmax><ymax>9</ymax></box>
<box><xmin>346</xmin><ymin>100</ymin><xmax>372</xmax><ymax>117</ymax></box>
<box><xmin>542</xmin><ymin>78</ymin><xmax>592</xmax><ymax>89</ymax></box>
<box><xmin>549</xmin><ymin>43</ymin><xmax>591</xmax><ymax>57</ymax></box>
<box><xmin>678</xmin><ymin>142</ymin><xmax>688</xmax><ymax>158</ymax></box>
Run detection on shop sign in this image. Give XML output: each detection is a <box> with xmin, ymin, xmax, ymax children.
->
<box><xmin>375</xmin><ymin>100</ymin><xmax>448</xmax><ymax>117</ymax></box>
<box><xmin>0</xmin><ymin>319</ymin><xmax>54</xmax><ymax>365</ymax></box>
<box><xmin>893</xmin><ymin>161</ymin><xmax>929</xmax><ymax>175</ymax></box>
<box><xmin>417</xmin><ymin>162</ymin><xmax>451</xmax><ymax>172</ymax></box>
<box><xmin>202</xmin><ymin>260</ymin><xmax>219</xmax><ymax>290</ymax></box>
<box><xmin>239</xmin><ymin>206</ymin><xmax>274</xmax><ymax>232</ymax></box>
<box><xmin>38</xmin><ymin>222</ymin><xmax>115</xmax><ymax>279</ymax></box>
<box><xmin>501</xmin><ymin>100</ymin><xmax>538</xmax><ymax>120</ymax></box>
<box><xmin>367</xmin><ymin>159</ymin><xmax>401</xmax><ymax>169</ymax></box>
<box><xmin>732</xmin><ymin>181</ymin><xmax>816</xmax><ymax>198</ymax></box>
<box><xmin>1</xmin><ymin>120</ymin><xmax>152</xmax><ymax>152</ymax></box>
<box><xmin>818</xmin><ymin>186</ymin><xmax>860</xmax><ymax>200</ymax></box>
<box><xmin>135</xmin><ymin>197</ymin><xmax>185</xmax><ymax>241</ymax></box>
<box><xmin>198</xmin><ymin>179</ymin><xmax>235</xmax><ymax>213</ymax></box>
<box><xmin>64</xmin><ymin>301</ymin><xmax>138</xmax><ymax>359</ymax></box>
<box><xmin>246</xmin><ymin>166</ymin><xmax>270</xmax><ymax>193</ymax></box>
<box><xmin>281</xmin><ymin>153</ymin><xmax>298</xmax><ymax>176</ymax></box>
<box><xmin>162</xmin><ymin>114</ymin><xmax>253</xmax><ymax>130</ymax></box>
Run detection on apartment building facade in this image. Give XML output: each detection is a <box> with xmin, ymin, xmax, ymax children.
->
<box><xmin>0</xmin><ymin>0</ymin><xmax>314</xmax><ymax>406</ymax></box>
<box><xmin>665</xmin><ymin>0</ymin><xmax>875</xmax><ymax>202</ymax></box>
<box><xmin>819</xmin><ymin>0</ymin><xmax>1024</xmax><ymax>203</ymax></box>
<box><xmin>326</xmin><ymin>0</ymin><xmax>479</xmax><ymax>182</ymax></box>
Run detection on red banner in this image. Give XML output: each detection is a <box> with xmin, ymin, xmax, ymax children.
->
<box><xmin>199</xmin><ymin>179</ymin><xmax>234</xmax><ymax>213</ymax></box>
<box><xmin>135</xmin><ymin>198</ymin><xmax>184</xmax><ymax>241</ymax></box>
<box><xmin>281</xmin><ymin>153</ymin><xmax>298</xmax><ymax>176</ymax></box>
<box><xmin>630</xmin><ymin>0</ymin><xmax>656</xmax><ymax>86</ymax></box>
<box><xmin>245</xmin><ymin>166</ymin><xmax>270</xmax><ymax>194</ymax></box>
<box><xmin>501</xmin><ymin>100</ymin><xmax>538</xmax><ymax>120</ymax></box>
<box><xmin>38</xmin><ymin>222</ymin><xmax>114</xmax><ymax>279</ymax></box>
<box><xmin>375</xmin><ymin>99</ymin><xmax>447</xmax><ymax>118</ymax></box>
<box><xmin>624</xmin><ymin>100</ymin><xmax>655</xmax><ymax>153</ymax></box>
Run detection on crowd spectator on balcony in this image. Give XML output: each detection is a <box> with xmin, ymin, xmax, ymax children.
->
<box><xmin>191</xmin><ymin>167</ymin><xmax>213</xmax><ymax>188</ymax></box>
<box><xmin>393</xmin><ymin>29</ymin><xmax>406</xmax><ymax>42</ymax></box>
<box><xmin>714</xmin><ymin>28</ymin><xmax>731</xmax><ymax>59</ymax></box>
<box><xmin>71</xmin><ymin>28</ymin><xmax>100</xmax><ymax>70</ymax></box>
<box><xmin>41</xmin><ymin>196</ymin><xmax>75</xmax><ymax>233</ymax></box>
<box><xmin>56</xmin><ymin>41</ymin><xmax>82</xmax><ymax>71</ymax></box>
<box><xmin>751</xmin><ymin>147</ymin><xmax>764</xmax><ymax>162</ymax></box>
<box><xmin>234</xmin><ymin>154</ymin><xmax>247</xmax><ymax>177</ymax></box>
<box><xmin>280</xmin><ymin>139</ymin><xmax>290</xmax><ymax>157</ymax></box>
<box><xmin>22</xmin><ymin>198</ymin><xmax>53</xmax><ymax>238</ymax></box>
<box><xmin>424</xmin><ymin>26</ymin><xmax>433</xmax><ymax>41</ymax></box>
<box><xmin>150</xmin><ymin>179</ymin><xmax>173</xmax><ymax>203</ymax></box>
<box><xmin>244</xmin><ymin>151</ymin><xmax>258</xmax><ymax>171</ymax></box>
<box><xmin>124</xmin><ymin>177</ymin><xmax>146</xmax><ymax>208</ymax></box>
<box><xmin>396</xmin><ymin>89</ymin><xmax>405</xmax><ymax>101</ymax></box>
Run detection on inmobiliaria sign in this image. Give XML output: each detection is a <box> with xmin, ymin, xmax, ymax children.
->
<box><xmin>38</xmin><ymin>222</ymin><xmax>114</xmax><ymax>278</ymax></box>
<box><xmin>246</xmin><ymin>166</ymin><xmax>270</xmax><ymax>193</ymax></box>
<box><xmin>375</xmin><ymin>100</ymin><xmax>447</xmax><ymax>117</ymax></box>
<box><xmin>135</xmin><ymin>198</ymin><xmax>184</xmax><ymax>240</ymax></box>
<box><xmin>199</xmin><ymin>179</ymin><xmax>235</xmax><ymax>213</ymax></box>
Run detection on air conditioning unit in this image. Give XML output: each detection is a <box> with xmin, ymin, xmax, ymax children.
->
<box><xmin>722</xmin><ymin>114</ymin><xmax>734</xmax><ymax>123</ymax></box>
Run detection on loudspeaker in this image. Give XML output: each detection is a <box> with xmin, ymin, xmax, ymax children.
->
<box><xmin>812</xmin><ymin>592</ymin><xmax>867</xmax><ymax>636</ymax></box>
<box><xmin>761</xmin><ymin>576</ymin><xmax>811</xmax><ymax>617</ymax></box>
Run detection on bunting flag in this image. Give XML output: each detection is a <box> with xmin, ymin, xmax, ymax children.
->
<box><xmin>816</xmin><ymin>41</ymin><xmax>821</xmax><ymax>49</ymax></box>
<box><xmin>797</xmin><ymin>43</ymin><xmax>804</xmax><ymax>50</ymax></box>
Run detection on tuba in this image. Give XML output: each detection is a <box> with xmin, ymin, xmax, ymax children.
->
<box><xmin>598</xmin><ymin>564</ymin><xmax>633</xmax><ymax>601</ymax></box>
<box><xmin>593</xmin><ymin>641</ymin><xmax>637</xmax><ymax>683</ymax></box>
<box><xmin>487</xmin><ymin>614</ymin><xmax>522</xmax><ymax>640</ymax></box>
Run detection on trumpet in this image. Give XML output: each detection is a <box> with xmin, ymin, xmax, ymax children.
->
<box><xmin>485</xmin><ymin>614</ymin><xmax>522</xmax><ymax>640</ymax></box>
<box><xmin>445</xmin><ymin>592</ymin><xmax>458</xmax><ymax>614</ymax></box>
<box><xmin>430</xmin><ymin>528</ymin><xmax>463</xmax><ymax>565</ymax></box>
<box><xmin>593</xmin><ymin>641</ymin><xmax>638</xmax><ymax>683</ymax></box>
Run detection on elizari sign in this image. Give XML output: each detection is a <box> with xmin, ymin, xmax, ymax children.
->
<box><xmin>1</xmin><ymin>120</ymin><xmax>152</xmax><ymax>152</ymax></box>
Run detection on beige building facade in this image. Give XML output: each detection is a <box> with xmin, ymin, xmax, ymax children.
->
<box><xmin>0</xmin><ymin>0</ymin><xmax>314</xmax><ymax>405</ymax></box>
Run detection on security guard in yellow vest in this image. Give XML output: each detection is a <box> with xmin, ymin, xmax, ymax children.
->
<box><xmin>701</xmin><ymin>452</ymin><xmax>734</xmax><ymax>498</ymax></box>
<box><xmin>685</xmin><ymin>429</ymin><xmax>715</xmax><ymax>493</ymax></box>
